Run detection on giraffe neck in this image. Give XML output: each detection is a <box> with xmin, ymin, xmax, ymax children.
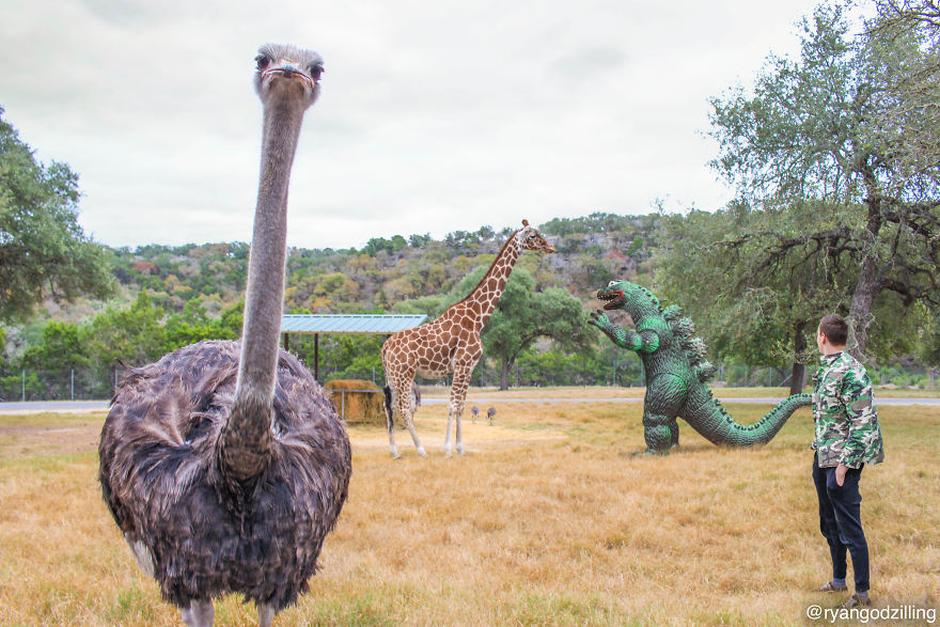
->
<box><xmin>461</xmin><ymin>230</ymin><xmax>523</xmax><ymax>328</ymax></box>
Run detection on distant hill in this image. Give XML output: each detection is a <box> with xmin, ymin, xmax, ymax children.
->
<box><xmin>103</xmin><ymin>211</ymin><xmax>661</xmax><ymax>319</ymax></box>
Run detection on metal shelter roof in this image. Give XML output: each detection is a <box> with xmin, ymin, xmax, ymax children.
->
<box><xmin>280</xmin><ymin>314</ymin><xmax>427</xmax><ymax>335</ymax></box>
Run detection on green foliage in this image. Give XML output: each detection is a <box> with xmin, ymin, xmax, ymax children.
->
<box><xmin>917</xmin><ymin>307</ymin><xmax>940</xmax><ymax>367</ymax></box>
<box><xmin>515</xmin><ymin>345</ymin><xmax>643</xmax><ymax>387</ymax></box>
<box><xmin>86</xmin><ymin>293</ymin><xmax>167</xmax><ymax>368</ymax></box>
<box><xmin>289</xmin><ymin>334</ymin><xmax>385</xmax><ymax>383</ymax></box>
<box><xmin>541</xmin><ymin>212</ymin><xmax>648</xmax><ymax>236</ymax></box>
<box><xmin>408</xmin><ymin>233</ymin><xmax>432</xmax><ymax>248</ymax></box>
<box><xmin>391</xmin><ymin>294</ymin><xmax>447</xmax><ymax>317</ymax></box>
<box><xmin>864</xmin><ymin>0</ymin><xmax>940</xmax><ymax>189</ymax></box>
<box><xmin>362</xmin><ymin>235</ymin><xmax>407</xmax><ymax>257</ymax></box>
<box><xmin>0</xmin><ymin>107</ymin><xmax>114</xmax><ymax>322</ymax></box>
<box><xmin>707</xmin><ymin>1</ymin><xmax>940</xmax><ymax>355</ymax></box>
<box><xmin>655</xmin><ymin>204</ymin><xmax>859</xmax><ymax>367</ymax></box>
<box><xmin>163</xmin><ymin>298</ymin><xmax>241</xmax><ymax>351</ymax></box>
<box><xmin>21</xmin><ymin>320</ymin><xmax>89</xmax><ymax>371</ymax></box>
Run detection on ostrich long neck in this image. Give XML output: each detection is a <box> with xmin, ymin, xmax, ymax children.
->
<box><xmin>222</xmin><ymin>97</ymin><xmax>306</xmax><ymax>482</ymax></box>
<box><xmin>465</xmin><ymin>231</ymin><xmax>522</xmax><ymax>329</ymax></box>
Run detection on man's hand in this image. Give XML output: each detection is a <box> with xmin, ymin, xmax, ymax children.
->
<box><xmin>835</xmin><ymin>463</ymin><xmax>848</xmax><ymax>486</ymax></box>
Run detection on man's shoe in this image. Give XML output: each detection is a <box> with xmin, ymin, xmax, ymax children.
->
<box><xmin>840</xmin><ymin>593</ymin><xmax>871</xmax><ymax>608</ymax></box>
<box><xmin>818</xmin><ymin>581</ymin><xmax>848</xmax><ymax>592</ymax></box>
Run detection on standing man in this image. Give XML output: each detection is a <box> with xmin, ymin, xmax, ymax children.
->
<box><xmin>811</xmin><ymin>314</ymin><xmax>885</xmax><ymax>607</ymax></box>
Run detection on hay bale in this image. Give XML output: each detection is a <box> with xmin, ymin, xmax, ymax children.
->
<box><xmin>324</xmin><ymin>379</ymin><xmax>385</xmax><ymax>425</ymax></box>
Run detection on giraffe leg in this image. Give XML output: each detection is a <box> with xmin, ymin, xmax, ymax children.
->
<box><xmin>396</xmin><ymin>380</ymin><xmax>425</xmax><ymax>457</ymax></box>
<box><xmin>404</xmin><ymin>412</ymin><xmax>426</xmax><ymax>457</ymax></box>
<box><xmin>385</xmin><ymin>384</ymin><xmax>400</xmax><ymax>459</ymax></box>
<box><xmin>449</xmin><ymin>366</ymin><xmax>472</xmax><ymax>456</ymax></box>
<box><xmin>443</xmin><ymin>412</ymin><xmax>453</xmax><ymax>456</ymax></box>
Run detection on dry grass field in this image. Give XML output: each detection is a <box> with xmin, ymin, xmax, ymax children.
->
<box><xmin>1</xmin><ymin>394</ymin><xmax>938</xmax><ymax>625</ymax></box>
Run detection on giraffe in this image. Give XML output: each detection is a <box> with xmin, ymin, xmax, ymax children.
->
<box><xmin>381</xmin><ymin>220</ymin><xmax>555</xmax><ymax>458</ymax></box>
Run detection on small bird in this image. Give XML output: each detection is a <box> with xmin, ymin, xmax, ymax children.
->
<box><xmin>486</xmin><ymin>407</ymin><xmax>496</xmax><ymax>425</ymax></box>
<box><xmin>471</xmin><ymin>406</ymin><xmax>480</xmax><ymax>423</ymax></box>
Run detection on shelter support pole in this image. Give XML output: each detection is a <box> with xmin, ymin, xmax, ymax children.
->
<box><xmin>314</xmin><ymin>333</ymin><xmax>320</xmax><ymax>382</ymax></box>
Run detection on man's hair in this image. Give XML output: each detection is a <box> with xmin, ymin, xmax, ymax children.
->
<box><xmin>819</xmin><ymin>314</ymin><xmax>849</xmax><ymax>346</ymax></box>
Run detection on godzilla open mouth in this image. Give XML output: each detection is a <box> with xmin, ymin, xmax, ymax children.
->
<box><xmin>597</xmin><ymin>290</ymin><xmax>625</xmax><ymax>310</ymax></box>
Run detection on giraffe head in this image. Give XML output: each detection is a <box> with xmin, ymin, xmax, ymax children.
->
<box><xmin>516</xmin><ymin>219</ymin><xmax>555</xmax><ymax>254</ymax></box>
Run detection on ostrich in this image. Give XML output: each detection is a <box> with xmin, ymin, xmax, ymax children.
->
<box><xmin>486</xmin><ymin>407</ymin><xmax>496</xmax><ymax>425</ymax></box>
<box><xmin>471</xmin><ymin>406</ymin><xmax>480</xmax><ymax>423</ymax></box>
<box><xmin>98</xmin><ymin>44</ymin><xmax>351</xmax><ymax>627</ymax></box>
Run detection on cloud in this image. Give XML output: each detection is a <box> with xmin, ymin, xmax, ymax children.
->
<box><xmin>0</xmin><ymin>0</ymin><xmax>820</xmax><ymax>249</ymax></box>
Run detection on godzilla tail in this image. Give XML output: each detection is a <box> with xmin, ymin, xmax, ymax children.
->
<box><xmin>383</xmin><ymin>385</ymin><xmax>394</xmax><ymax>434</ymax></box>
<box><xmin>686</xmin><ymin>392</ymin><xmax>812</xmax><ymax>446</ymax></box>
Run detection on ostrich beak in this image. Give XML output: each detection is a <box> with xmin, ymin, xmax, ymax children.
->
<box><xmin>262</xmin><ymin>65</ymin><xmax>314</xmax><ymax>88</ymax></box>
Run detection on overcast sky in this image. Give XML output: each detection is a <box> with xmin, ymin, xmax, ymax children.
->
<box><xmin>1</xmin><ymin>0</ymin><xmax>822</xmax><ymax>249</ymax></box>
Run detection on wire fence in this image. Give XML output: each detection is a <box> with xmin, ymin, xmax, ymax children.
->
<box><xmin>0</xmin><ymin>363</ymin><xmax>935</xmax><ymax>402</ymax></box>
<box><xmin>0</xmin><ymin>368</ymin><xmax>124</xmax><ymax>402</ymax></box>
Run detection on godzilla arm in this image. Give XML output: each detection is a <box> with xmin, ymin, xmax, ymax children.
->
<box><xmin>589</xmin><ymin>311</ymin><xmax>660</xmax><ymax>353</ymax></box>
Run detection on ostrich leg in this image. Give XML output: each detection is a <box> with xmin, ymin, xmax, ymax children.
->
<box><xmin>258</xmin><ymin>604</ymin><xmax>275</xmax><ymax>627</ymax></box>
<box><xmin>182</xmin><ymin>600</ymin><xmax>214</xmax><ymax>627</ymax></box>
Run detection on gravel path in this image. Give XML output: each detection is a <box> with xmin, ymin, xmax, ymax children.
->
<box><xmin>4</xmin><ymin>395</ymin><xmax>938</xmax><ymax>415</ymax></box>
<box><xmin>422</xmin><ymin>396</ymin><xmax>940</xmax><ymax>406</ymax></box>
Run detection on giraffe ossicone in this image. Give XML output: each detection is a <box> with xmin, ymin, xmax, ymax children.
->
<box><xmin>381</xmin><ymin>219</ymin><xmax>555</xmax><ymax>457</ymax></box>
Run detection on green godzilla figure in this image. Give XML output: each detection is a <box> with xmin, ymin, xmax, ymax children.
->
<box><xmin>589</xmin><ymin>280</ymin><xmax>812</xmax><ymax>453</ymax></box>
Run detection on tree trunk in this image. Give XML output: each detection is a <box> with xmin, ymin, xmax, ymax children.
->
<box><xmin>850</xmin><ymin>174</ymin><xmax>885</xmax><ymax>361</ymax></box>
<box><xmin>848</xmin><ymin>253</ymin><xmax>882</xmax><ymax>361</ymax></box>
<box><xmin>789</xmin><ymin>319</ymin><xmax>807</xmax><ymax>396</ymax></box>
<box><xmin>499</xmin><ymin>360</ymin><xmax>511</xmax><ymax>391</ymax></box>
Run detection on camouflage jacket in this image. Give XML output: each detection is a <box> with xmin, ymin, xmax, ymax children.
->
<box><xmin>812</xmin><ymin>351</ymin><xmax>885</xmax><ymax>468</ymax></box>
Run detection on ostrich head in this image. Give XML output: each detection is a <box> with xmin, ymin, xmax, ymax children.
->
<box><xmin>253</xmin><ymin>43</ymin><xmax>324</xmax><ymax>109</ymax></box>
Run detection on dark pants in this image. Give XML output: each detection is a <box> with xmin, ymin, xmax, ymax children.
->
<box><xmin>812</xmin><ymin>453</ymin><xmax>869</xmax><ymax>592</ymax></box>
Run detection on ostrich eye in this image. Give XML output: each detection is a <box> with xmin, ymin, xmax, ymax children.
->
<box><xmin>255</xmin><ymin>55</ymin><xmax>269</xmax><ymax>70</ymax></box>
<box><xmin>309</xmin><ymin>64</ymin><xmax>324</xmax><ymax>80</ymax></box>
